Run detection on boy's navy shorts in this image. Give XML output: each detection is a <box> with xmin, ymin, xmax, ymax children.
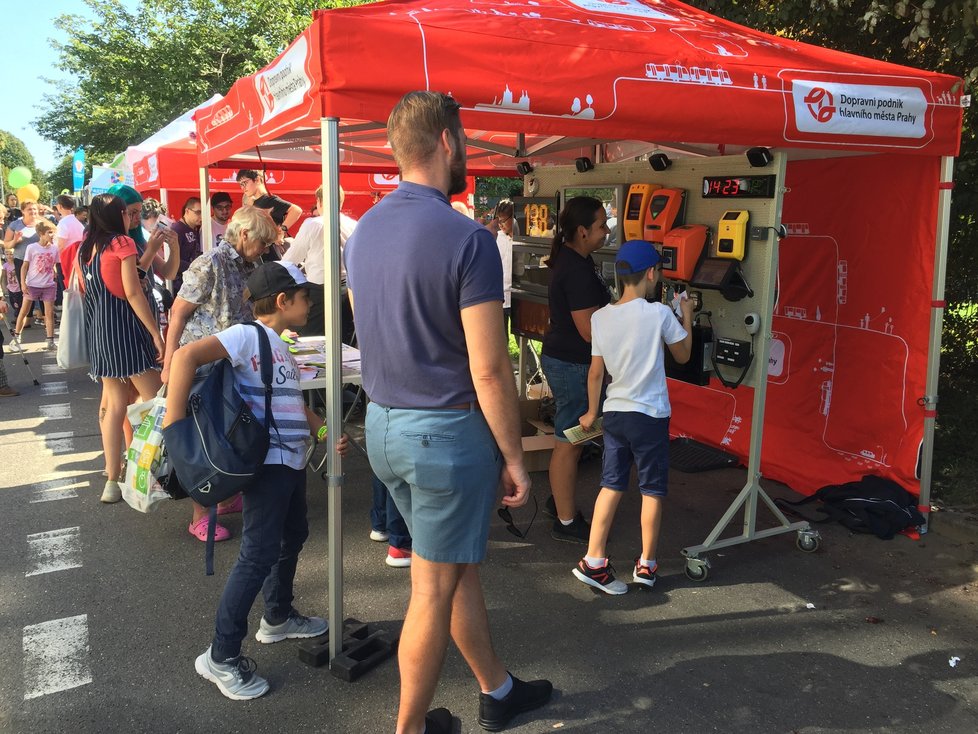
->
<box><xmin>600</xmin><ymin>411</ymin><xmax>670</xmax><ymax>497</ymax></box>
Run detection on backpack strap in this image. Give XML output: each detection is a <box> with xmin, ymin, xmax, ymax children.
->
<box><xmin>247</xmin><ymin>321</ymin><xmax>279</xmax><ymax>436</ymax></box>
<box><xmin>205</xmin><ymin>505</ymin><xmax>218</xmax><ymax>576</ymax></box>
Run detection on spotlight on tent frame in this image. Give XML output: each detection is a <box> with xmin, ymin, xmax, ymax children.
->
<box><xmin>575</xmin><ymin>157</ymin><xmax>594</xmax><ymax>173</ymax></box>
<box><xmin>746</xmin><ymin>147</ymin><xmax>773</xmax><ymax>168</ymax></box>
<box><xmin>516</xmin><ymin>161</ymin><xmax>534</xmax><ymax>177</ymax></box>
<box><xmin>649</xmin><ymin>153</ymin><xmax>672</xmax><ymax>172</ymax></box>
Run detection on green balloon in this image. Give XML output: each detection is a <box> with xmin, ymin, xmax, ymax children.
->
<box><xmin>7</xmin><ymin>166</ymin><xmax>32</xmax><ymax>189</ymax></box>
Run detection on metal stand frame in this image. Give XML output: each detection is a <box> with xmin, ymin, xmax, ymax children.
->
<box><xmin>680</xmin><ymin>154</ymin><xmax>819</xmax><ymax>580</ymax></box>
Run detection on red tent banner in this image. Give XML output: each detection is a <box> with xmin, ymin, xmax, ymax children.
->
<box><xmin>195</xmin><ymin>0</ymin><xmax>963</xmax><ymax>166</ymax></box>
<box><xmin>670</xmin><ymin>153</ymin><xmax>938</xmax><ymax>494</ymax></box>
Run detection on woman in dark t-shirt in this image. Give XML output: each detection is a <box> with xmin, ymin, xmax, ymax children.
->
<box><xmin>541</xmin><ymin>196</ymin><xmax>611</xmax><ymax>543</ymax></box>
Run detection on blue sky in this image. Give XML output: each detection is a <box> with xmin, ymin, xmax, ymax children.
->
<box><xmin>5</xmin><ymin>0</ymin><xmax>139</xmax><ymax>171</ymax></box>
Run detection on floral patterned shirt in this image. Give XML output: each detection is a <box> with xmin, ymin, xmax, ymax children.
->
<box><xmin>178</xmin><ymin>240</ymin><xmax>257</xmax><ymax>346</ymax></box>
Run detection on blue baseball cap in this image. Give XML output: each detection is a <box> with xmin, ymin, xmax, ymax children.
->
<box><xmin>615</xmin><ymin>239</ymin><xmax>661</xmax><ymax>275</ymax></box>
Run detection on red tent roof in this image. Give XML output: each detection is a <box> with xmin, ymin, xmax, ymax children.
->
<box><xmin>196</xmin><ymin>0</ymin><xmax>964</xmax><ymax>166</ymax></box>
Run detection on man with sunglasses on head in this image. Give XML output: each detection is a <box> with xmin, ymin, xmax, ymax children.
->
<box><xmin>346</xmin><ymin>91</ymin><xmax>552</xmax><ymax>734</ymax></box>
<box><xmin>236</xmin><ymin>169</ymin><xmax>302</xmax><ymax>235</ymax></box>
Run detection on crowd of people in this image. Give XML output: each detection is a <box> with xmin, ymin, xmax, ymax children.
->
<box><xmin>1</xmin><ymin>94</ymin><xmax>693</xmax><ymax>733</ymax></box>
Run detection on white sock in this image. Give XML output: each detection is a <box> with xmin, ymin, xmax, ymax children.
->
<box><xmin>485</xmin><ymin>673</ymin><xmax>513</xmax><ymax>701</ymax></box>
<box><xmin>559</xmin><ymin>517</ymin><xmax>574</xmax><ymax>526</ymax></box>
<box><xmin>640</xmin><ymin>557</ymin><xmax>656</xmax><ymax>568</ymax></box>
<box><xmin>584</xmin><ymin>555</ymin><xmax>607</xmax><ymax>567</ymax></box>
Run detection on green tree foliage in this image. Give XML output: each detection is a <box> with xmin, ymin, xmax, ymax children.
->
<box><xmin>35</xmin><ymin>0</ymin><xmax>364</xmax><ymax>166</ymax></box>
<box><xmin>690</xmin><ymin>0</ymin><xmax>977</xmax><ymax>502</ymax></box>
<box><xmin>476</xmin><ymin>177</ymin><xmax>523</xmax><ymax>220</ymax></box>
<box><xmin>0</xmin><ymin>130</ymin><xmax>49</xmax><ymax>203</ymax></box>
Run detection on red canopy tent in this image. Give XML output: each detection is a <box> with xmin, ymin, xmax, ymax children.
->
<box><xmin>191</xmin><ymin>0</ymin><xmax>964</xmax><ymax>640</ymax></box>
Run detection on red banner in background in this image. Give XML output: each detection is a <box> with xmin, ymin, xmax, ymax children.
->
<box><xmin>670</xmin><ymin>154</ymin><xmax>938</xmax><ymax>495</ymax></box>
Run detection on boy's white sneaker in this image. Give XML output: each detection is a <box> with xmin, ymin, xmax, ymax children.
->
<box><xmin>572</xmin><ymin>558</ymin><xmax>628</xmax><ymax>595</ymax></box>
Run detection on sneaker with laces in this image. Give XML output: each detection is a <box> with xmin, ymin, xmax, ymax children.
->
<box><xmin>632</xmin><ymin>559</ymin><xmax>658</xmax><ymax>588</ymax></box>
<box><xmin>255</xmin><ymin>609</ymin><xmax>328</xmax><ymax>644</ymax></box>
<box><xmin>572</xmin><ymin>558</ymin><xmax>628</xmax><ymax>595</ymax></box>
<box><xmin>478</xmin><ymin>673</ymin><xmax>553</xmax><ymax>732</ymax></box>
<box><xmin>551</xmin><ymin>511</ymin><xmax>590</xmax><ymax>544</ymax></box>
<box><xmin>100</xmin><ymin>480</ymin><xmax>122</xmax><ymax>504</ymax></box>
<box><xmin>195</xmin><ymin>646</ymin><xmax>269</xmax><ymax>700</ymax></box>
<box><xmin>369</xmin><ymin>529</ymin><xmax>390</xmax><ymax>542</ymax></box>
<box><xmin>385</xmin><ymin>546</ymin><xmax>412</xmax><ymax>568</ymax></box>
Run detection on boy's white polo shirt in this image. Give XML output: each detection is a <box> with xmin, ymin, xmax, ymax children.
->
<box><xmin>591</xmin><ymin>299</ymin><xmax>687</xmax><ymax>418</ymax></box>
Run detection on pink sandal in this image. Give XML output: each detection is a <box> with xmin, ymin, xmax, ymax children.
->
<box><xmin>188</xmin><ymin>516</ymin><xmax>231</xmax><ymax>542</ymax></box>
<box><xmin>217</xmin><ymin>494</ymin><xmax>243</xmax><ymax>516</ymax></box>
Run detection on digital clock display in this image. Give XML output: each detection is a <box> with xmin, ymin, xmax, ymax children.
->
<box><xmin>702</xmin><ymin>175</ymin><xmax>776</xmax><ymax>199</ymax></box>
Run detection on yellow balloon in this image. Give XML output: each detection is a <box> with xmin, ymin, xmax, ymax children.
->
<box><xmin>17</xmin><ymin>184</ymin><xmax>40</xmax><ymax>203</ymax></box>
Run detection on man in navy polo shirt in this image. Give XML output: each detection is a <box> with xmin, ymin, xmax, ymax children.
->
<box><xmin>346</xmin><ymin>91</ymin><xmax>552</xmax><ymax>734</ymax></box>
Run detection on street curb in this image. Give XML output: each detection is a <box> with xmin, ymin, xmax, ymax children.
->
<box><xmin>928</xmin><ymin>510</ymin><xmax>978</xmax><ymax>544</ymax></box>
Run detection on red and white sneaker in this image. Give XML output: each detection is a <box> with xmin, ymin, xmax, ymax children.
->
<box><xmin>385</xmin><ymin>546</ymin><xmax>412</xmax><ymax>568</ymax></box>
<box><xmin>572</xmin><ymin>558</ymin><xmax>628</xmax><ymax>595</ymax></box>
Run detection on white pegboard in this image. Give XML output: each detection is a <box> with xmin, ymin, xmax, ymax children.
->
<box><xmin>525</xmin><ymin>153</ymin><xmax>785</xmax><ymax>388</ymax></box>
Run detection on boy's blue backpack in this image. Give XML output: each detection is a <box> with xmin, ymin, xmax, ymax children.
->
<box><xmin>162</xmin><ymin>322</ymin><xmax>277</xmax><ymax>573</ymax></box>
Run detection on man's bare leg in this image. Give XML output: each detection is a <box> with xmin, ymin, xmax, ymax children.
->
<box><xmin>449</xmin><ymin>563</ymin><xmax>508</xmax><ymax>692</ymax></box>
<box><xmin>395</xmin><ymin>556</ymin><xmax>463</xmax><ymax>734</ymax></box>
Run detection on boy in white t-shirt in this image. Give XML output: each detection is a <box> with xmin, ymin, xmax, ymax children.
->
<box><xmin>572</xmin><ymin>240</ymin><xmax>694</xmax><ymax>595</ymax></box>
<box><xmin>165</xmin><ymin>261</ymin><xmax>349</xmax><ymax>700</ymax></box>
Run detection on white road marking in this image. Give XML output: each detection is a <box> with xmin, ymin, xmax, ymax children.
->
<box><xmin>44</xmin><ymin>431</ymin><xmax>75</xmax><ymax>455</ymax></box>
<box><xmin>39</xmin><ymin>404</ymin><xmax>72</xmax><ymax>420</ymax></box>
<box><xmin>22</xmin><ymin>615</ymin><xmax>92</xmax><ymax>700</ymax></box>
<box><xmin>41</xmin><ymin>364</ymin><xmax>65</xmax><ymax>375</ymax></box>
<box><xmin>30</xmin><ymin>477</ymin><xmax>81</xmax><ymax>503</ymax></box>
<box><xmin>40</xmin><ymin>382</ymin><xmax>69</xmax><ymax>396</ymax></box>
<box><xmin>25</xmin><ymin>527</ymin><xmax>82</xmax><ymax>577</ymax></box>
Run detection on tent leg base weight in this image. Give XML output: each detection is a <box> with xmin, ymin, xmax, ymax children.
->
<box><xmin>297</xmin><ymin>618</ymin><xmax>372</xmax><ymax>667</ymax></box>
<box><xmin>329</xmin><ymin>629</ymin><xmax>399</xmax><ymax>682</ymax></box>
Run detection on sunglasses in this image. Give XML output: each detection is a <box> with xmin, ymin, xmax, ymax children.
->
<box><xmin>497</xmin><ymin>496</ymin><xmax>538</xmax><ymax>539</ymax></box>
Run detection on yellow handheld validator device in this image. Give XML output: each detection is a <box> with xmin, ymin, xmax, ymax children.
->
<box><xmin>716</xmin><ymin>210</ymin><xmax>749</xmax><ymax>260</ymax></box>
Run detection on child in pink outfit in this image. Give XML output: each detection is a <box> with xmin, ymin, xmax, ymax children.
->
<box><xmin>1</xmin><ymin>249</ymin><xmax>22</xmax><ymax>314</ymax></box>
<box><xmin>15</xmin><ymin>219</ymin><xmax>58</xmax><ymax>349</ymax></box>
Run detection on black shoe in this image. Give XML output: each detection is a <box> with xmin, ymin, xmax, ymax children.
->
<box><xmin>425</xmin><ymin>707</ymin><xmax>456</xmax><ymax>734</ymax></box>
<box><xmin>542</xmin><ymin>495</ymin><xmax>557</xmax><ymax>519</ymax></box>
<box><xmin>478</xmin><ymin>674</ymin><xmax>553</xmax><ymax>731</ymax></box>
<box><xmin>551</xmin><ymin>511</ymin><xmax>590</xmax><ymax>544</ymax></box>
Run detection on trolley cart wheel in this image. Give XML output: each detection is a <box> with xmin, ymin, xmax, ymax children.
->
<box><xmin>684</xmin><ymin>557</ymin><xmax>710</xmax><ymax>582</ymax></box>
<box><xmin>796</xmin><ymin>529</ymin><xmax>821</xmax><ymax>553</ymax></box>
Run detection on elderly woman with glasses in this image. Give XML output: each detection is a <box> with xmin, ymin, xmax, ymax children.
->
<box><xmin>161</xmin><ymin>206</ymin><xmax>279</xmax><ymax>542</ymax></box>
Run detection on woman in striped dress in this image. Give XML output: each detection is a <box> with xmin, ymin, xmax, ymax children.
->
<box><xmin>79</xmin><ymin>194</ymin><xmax>165</xmax><ymax>503</ymax></box>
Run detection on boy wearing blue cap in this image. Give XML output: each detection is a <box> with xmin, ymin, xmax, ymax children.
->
<box><xmin>572</xmin><ymin>240</ymin><xmax>694</xmax><ymax>594</ymax></box>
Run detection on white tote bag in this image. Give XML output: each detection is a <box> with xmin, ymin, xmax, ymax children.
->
<box><xmin>122</xmin><ymin>388</ymin><xmax>171</xmax><ymax>513</ymax></box>
<box><xmin>56</xmin><ymin>267</ymin><xmax>89</xmax><ymax>370</ymax></box>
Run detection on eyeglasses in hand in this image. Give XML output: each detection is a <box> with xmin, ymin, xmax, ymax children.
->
<box><xmin>497</xmin><ymin>496</ymin><xmax>538</xmax><ymax>539</ymax></box>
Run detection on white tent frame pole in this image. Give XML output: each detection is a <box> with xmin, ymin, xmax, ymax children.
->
<box><xmin>321</xmin><ymin>117</ymin><xmax>345</xmax><ymax>662</ymax></box>
<box><xmin>199</xmin><ymin>169</ymin><xmax>213</xmax><ymax>252</ymax></box>
<box><xmin>917</xmin><ymin>155</ymin><xmax>955</xmax><ymax>530</ymax></box>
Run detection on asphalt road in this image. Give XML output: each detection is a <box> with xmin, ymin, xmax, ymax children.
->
<box><xmin>1</xmin><ymin>327</ymin><xmax>977</xmax><ymax>733</ymax></box>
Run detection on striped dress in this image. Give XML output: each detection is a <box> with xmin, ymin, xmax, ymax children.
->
<box><xmin>82</xmin><ymin>243</ymin><xmax>159</xmax><ymax>380</ymax></box>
